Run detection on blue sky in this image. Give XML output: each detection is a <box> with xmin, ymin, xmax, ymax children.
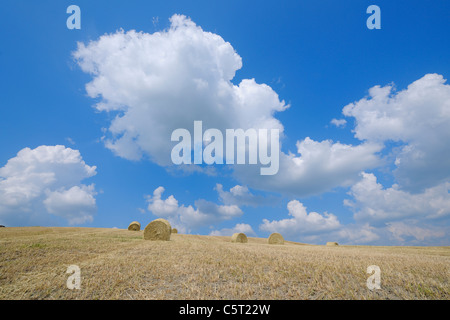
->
<box><xmin>1</xmin><ymin>0</ymin><xmax>449</xmax><ymax>245</ymax></box>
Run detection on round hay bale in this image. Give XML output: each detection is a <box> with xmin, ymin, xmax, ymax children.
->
<box><xmin>128</xmin><ymin>221</ymin><xmax>141</xmax><ymax>231</ymax></box>
<box><xmin>326</xmin><ymin>242</ymin><xmax>339</xmax><ymax>246</ymax></box>
<box><xmin>268</xmin><ymin>232</ymin><xmax>284</xmax><ymax>245</ymax></box>
<box><xmin>231</xmin><ymin>233</ymin><xmax>248</xmax><ymax>243</ymax></box>
<box><xmin>171</xmin><ymin>228</ymin><xmax>178</xmax><ymax>234</ymax></box>
<box><xmin>144</xmin><ymin>218</ymin><xmax>172</xmax><ymax>241</ymax></box>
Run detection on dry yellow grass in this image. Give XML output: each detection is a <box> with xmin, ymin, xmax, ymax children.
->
<box><xmin>0</xmin><ymin>227</ymin><xmax>449</xmax><ymax>300</ymax></box>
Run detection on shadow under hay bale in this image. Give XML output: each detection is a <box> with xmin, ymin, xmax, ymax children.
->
<box><xmin>231</xmin><ymin>232</ymin><xmax>248</xmax><ymax>243</ymax></box>
<box><xmin>144</xmin><ymin>218</ymin><xmax>172</xmax><ymax>241</ymax></box>
<box><xmin>326</xmin><ymin>242</ymin><xmax>339</xmax><ymax>246</ymax></box>
<box><xmin>128</xmin><ymin>221</ymin><xmax>141</xmax><ymax>231</ymax></box>
<box><xmin>268</xmin><ymin>232</ymin><xmax>284</xmax><ymax>244</ymax></box>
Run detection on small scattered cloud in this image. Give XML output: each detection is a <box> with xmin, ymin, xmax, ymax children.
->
<box><xmin>209</xmin><ymin>223</ymin><xmax>256</xmax><ymax>236</ymax></box>
<box><xmin>152</xmin><ymin>16</ymin><xmax>159</xmax><ymax>27</ymax></box>
<box><xmin>332</xmin><ymin>223</ymin><xmax>380</xmax><ymax>245</ymax></box>
<box><xmin>215</xmin><ymin>183</ymin><xmax>278</xmax><ymax>207</ymax></box>
<box><xmin>65</xmin><ymin>137</ymin><xmax>76</xmax><ymax>145</ymax></box>
<box><xmin>386</xmin><ymin>221</ymin><xmax>446</xmax><ymax>243</ymax></box>
<box><xmin>330</xmin><ymin>118</ymin><xmax>347</xmax><ymax>128</ymax></box>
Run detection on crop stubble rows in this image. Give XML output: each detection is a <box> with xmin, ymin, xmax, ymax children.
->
<box><xmin>0</xmin><ymin>227</ymin><xmax>448</xmax><ymax>299</ymax></box>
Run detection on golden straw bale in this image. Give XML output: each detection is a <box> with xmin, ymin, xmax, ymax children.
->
<box><xmin>231</xmin><ymin>233</ymin><xmax>248</xmax><ymax>243</ymax></box>
<box><xmin>268</xmin><ymin>232</ymin><xmax>284</xmax><ymax>245</ymax></box>
<box><xmin>144</xmin><ymin>218</ymin><xmax>172</xmax><ymax>241</ymax></box>
<box><xmin>127</xmin><ymin>221</ymin><xmax>141</xmax><ymax>231</ymax></box>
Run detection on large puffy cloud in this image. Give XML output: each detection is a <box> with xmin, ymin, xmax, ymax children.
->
<box><xmin>260</xmin><ymin>200</ymin><xmax>341</xmax><ymax>238</ymax></box>
<box><xmin>74</xmin><ymin>14</ymin><xmax>385</xmax><ymax>198</ymax></box>
<box><xmin>0</xmin><ymin>145</ymin><xmax>97</xmax><ymax>225</ymax></box>
<box><xmin>74</xmin><ymin>14</ymin><xmax>288</xmax><ymax>166</ymax></box>
<box><xmin>345</xmin><ymin>172</ymin><xmax>450</xmax><ymax>224</ymax></box>
<box><xmin>343</xmin><ymin>74</ymin><xmax>450</xmax><ymax>192</ymax></box>
<box><xmin>146</xmin><ymin>186</ymin><xmax>243</xmax><ymax>233</ymax></box>
<box><xmin>235</xmin><ymin>138</ymin><xmax>382</xmax><ymax>197</ymax></box>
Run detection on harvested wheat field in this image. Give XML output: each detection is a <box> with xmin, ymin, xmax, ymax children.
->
<box><xmin>0</xmin><ymin>227</ymin><xmax>449</xmax><ymax>300</ymax></box>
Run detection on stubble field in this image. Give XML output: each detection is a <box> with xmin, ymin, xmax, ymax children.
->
<box><xmin>0</xmin><ymin>227</ymin><xmax>448</xmax><ymax>300</ymax></box>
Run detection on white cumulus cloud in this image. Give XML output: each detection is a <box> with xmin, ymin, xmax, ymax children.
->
<box><xmin>235</xmin><ymin>137</ymin><xmax>382</xmax><ymax>197</ymax></box>
<box><xmin>345</xmin><ymin>172</ymin><xmax>450</xmax><ymax>223</ymax></box>
<box><xmin>260</xmin><ymin>200</ymin><xmax>341</xmax><ymax>237</ymax></box>
<box><xmin>146</xmin><ymin>186</ymin><xmax>243</xmax><ymax>233</ymax></box>
<box><xmin>74</xmin><ymin>14</ymin><xmax>288</xmax><ymax>166</ymax></box>
<box><xmin>0</xmin><ymin>145</ymin><xmax>97</xmax><ymax>225</ymax></box>
<box><xmin>343</xmin><ymin>73</ymin><xmax>450</xmax><ymax>192</ymax></box>
<box><xmin>44</xmin><ymin>185</ymin><xmax>96</xmax><ymax>225</ymax></box>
